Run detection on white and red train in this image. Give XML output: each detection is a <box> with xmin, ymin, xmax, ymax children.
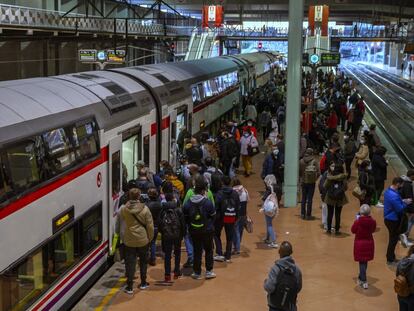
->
<box><xmin>0</xmin><ymin>51</ymin><xmax>280</xmax><ymax>310</ymax></box>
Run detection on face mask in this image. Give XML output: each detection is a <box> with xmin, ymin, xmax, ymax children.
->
<box><xmin>360</xmin><ymin>140</ymin><xmax>365</xmax><ymax>144</ymax></box>
<box><xmin>244</xmin><ymin>133</ymin><xmax>249</xmax><ymax>136</ymax></box>
<box><xmin>247</xmin><ymin>122</ymin><xmax>252</xmax><ymax>126</ymax></box>
<box><xmin>330</xmin><ymin>165</ymin><xmax>335</xmax><ymax>171</ymax></box>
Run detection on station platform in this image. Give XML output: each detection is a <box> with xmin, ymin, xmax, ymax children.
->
<box><xmin>75</xmin><ymin>132</ymin><xmax>407</xmax><ymax>311</ymax></box>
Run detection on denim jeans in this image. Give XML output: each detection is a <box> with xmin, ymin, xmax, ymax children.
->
<box><xmin>265</xmin><ymin>215</ymin><xmax>276</xmax><ymax>242</ymax></box>
<box><xmin>150</xmin><ymin>227</ymin><xmax>158</xmax><ymax>261</ymax></box>
<box><xmin>124</xmin><ymin>244</ymin><xmax>148</xmax><ymax>288</ymax></box>
<box><xmin>359</xmin><ymin>261</ymin><xmax>367</xmax><ymax>282</ymax></box>
<box><xmin>162</xmin><ymin>238</ymin><xmax>181</xmax><ymax>276</ymax></box>
<box><xmin>233</xmin><ymin>216</ymin><xmax>247</xmax><ymax>252</ymax></box>
<box><xmin>398</xmin><ymin>295</ymin><xmax>414</xmax><ymax>311</ymax></box>
<box><xmin>301</xmin><ymin>183</ymin><xmax>316</xmax><ymax>217</ymax></box>
<box><xmin>184</xmin><ymin>231</ymin><xmax>193</xmax><ymax>262</ymax></box>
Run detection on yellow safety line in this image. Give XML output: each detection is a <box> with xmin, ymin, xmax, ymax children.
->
<box><xmin>94</xmin><ymin>277</ymin><xmax>126</xmax><ymax>311</ymax></box>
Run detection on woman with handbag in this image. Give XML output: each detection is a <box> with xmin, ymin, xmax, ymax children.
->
<box><xmin>240</xmin><ymin>128</ymin><xmax>259</xmax><ymax>177</ymax></box>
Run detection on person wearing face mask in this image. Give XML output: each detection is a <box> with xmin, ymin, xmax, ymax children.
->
<box><xmin>355</xmin><ymin>136</ymin><xmax>369</xmax><ymax>168</ymax></box>
<box><xmin>324</xmin><ymin>162</ymin><xmax>348</xmax><ymax>234</ymax></box>
<box><xmin>243</xmin><ymin>119</ymin><xmax>257</xmax><ymax>138</ymax></box>
<box><xmin>240</xmin><ymin>128</ymin><xmax>259</xmax><ymax>177</ymax></box>
<box><xmin>358</xmin><ymin>160</ymin><xmax>375</xmax><ymax>205</ymax></box>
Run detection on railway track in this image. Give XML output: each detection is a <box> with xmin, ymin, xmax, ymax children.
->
<box><xmin>342</xmin><ymin>63</ymin><xmax>414</xmax><ymax>168</ymax></box>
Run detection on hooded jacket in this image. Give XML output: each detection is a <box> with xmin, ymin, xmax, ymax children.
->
<box><xmin>183</xmin><ymin>194</ymin><xmax>216</xmax><ymax>233</ymax></box>
<box><xmin>323</xmin><ymin>173</ymin><xmax>348</xmax><ymax>206</ymax></box>
<box><xmin>118</xmin><ymin>200</ymin><xmax>154</xmax><ymax>248</ymax></box>
<box><xmin>166</xmin><ymin>175</ymin><xmax>185</xmax><ymax>199</ymax></box>
<box><xmin>240</xmin><ymin>133</ymin><xmax>259</xmax><ymax>156</ymax></box>
<box><xmin>351</xmin><ymin>215</ymin><xmax>376</xmax><ymax>262</ymax></box>
<box><xmin>400</xmin><ymin>175</ymin><xmax>414</xmax><ymax>213</ymax></box>
<box><xmin>264</xmin><ymin>256</ymin><xmax>302</xmax><ymax>311</ymax></box>
<box><xmin>215</xmin><ymin>186</ymin><xmax>240</xmax><ymax>223</ymax></box>
<box><xmin>299</xmin><ymin>150</ymin><xmax>320</xmax><ymax>184</ymax></box>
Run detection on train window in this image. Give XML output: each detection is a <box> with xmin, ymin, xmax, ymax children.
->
<box><xmin>203</xmin><ymin>81</ymin><xmax>212</xmax><ymax>98</ymax></box>
<box><xmin>112</xmin><ymin>151</ymin><xmax>121</xmax><ymax>197</ymax></box>
<box><xmin>42</xmin><ymin>128</ymin><xmax>77</xmax><ymax>174</ymax></box>
<box><xmin>0</xmin><ymin>203</ymin><xmax>102</xmax><ymax>311</ymax></box>
<box><xmin>0</xmin><ymin>155</ymin><xmax>12</xmax><ymax>204</ymax></box>
<box><xmin>6</xmin><ymin>138</ymin><xmax>41</xmax><ymax>194</ymax></box>
<box><xmin>143</xmin><ymin>135</ymin><xmax>150</xmax><ymax>166</ymax></box>
<box><xmin>72</xmin><ymin>120</ymin><xmax>99</xmax><ymax>161</ymax></box>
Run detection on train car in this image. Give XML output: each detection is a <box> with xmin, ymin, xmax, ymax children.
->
<box><xmin>0</xmin><ymin>52</ymin><xmax>279</xmax><ymax>311</ymax></box>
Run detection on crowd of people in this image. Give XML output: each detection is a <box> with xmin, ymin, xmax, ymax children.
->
<box><xmin>109</xmin><ymin>68</ymin><xmax>414</xmax><ymax>311</ymax></box>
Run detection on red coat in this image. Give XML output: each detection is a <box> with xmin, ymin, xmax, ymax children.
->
<box><xmin>351</xmin><ymin>216</ymin><xmax>376</xmax><ymax>262</ymax></box>
<box><xmin>327</xmin><ymin>113</ymin><xmax>338</xmax><ymax>129</ymax></box>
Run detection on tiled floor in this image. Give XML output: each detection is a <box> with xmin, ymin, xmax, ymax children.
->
<box><xmin>76</xmin><ymin>148</ymin><xmax>408</xmax><ymax>310</ymax></box>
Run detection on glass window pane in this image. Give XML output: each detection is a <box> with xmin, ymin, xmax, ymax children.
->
<box><xmin>73</xmin><ymin>121</ymin><xmax>99</xmax><ymax>161</ymax></box>
<box><xmin>82</xmin><ymin>204</ymin><xmax>102</xmax><ymax>253</ymax></box>
<box><xmin>7</xmin><ymin>139</ymin><xmax>41</xmax><ymax>193</ymax></box>
<box><xmin>42</xmin><ymin>129</ymin><xmax>76</xmax><ymax>173</ymax></box>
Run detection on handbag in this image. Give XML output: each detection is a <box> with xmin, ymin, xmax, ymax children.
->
<box><xmin>247</xmin><ymin>136</ymin><xmax>260</xmax><ymax>156</ymax></box>
<box><xmin>244</xmin><ymin>216</ymin><xmax>254</xmax><ymax>233</ymax></box>
<box><xmin>352</xmin><ymin>185</ymin><xmax>366</xmax><ymax>200</ymax></box>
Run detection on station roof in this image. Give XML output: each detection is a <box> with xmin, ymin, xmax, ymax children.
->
<box><xmin>130</xmin><ymin>0</ymin><xmax>414</xmax><ymax>22</ymax></box>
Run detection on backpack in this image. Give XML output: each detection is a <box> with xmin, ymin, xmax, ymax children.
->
<box><xmin>222</xmin><ymin>193</ymin><xmax>238</xmax><ymax>224</ymax></box>
<box><xmin>263</xmin><ymin>193</ymin><xmax>278</xmax><ymax>218</ymax></box>
<box><xmin>303</xmin><ymin>160</ymin><xmax>317</xmax><ymax>184</ymax></box>
<box><xmin>189</xmin><ymin>199</ymin><xmax>207</xmax><ymax>233</ymax></box>
<box><xmin>269</xmin><ymin>265</ymin><xmax>298</xmax><ymax>310</ymax></box>
<box><xmin>327</xmin><ymin>180</ymin><xmax>345</xmax><ymax>201</ymax></box>
<box><xmin>394</xmin><ymin>260</ymin><xmax>414</xmax><ymax>297</ymax></box>
<box><xmin>160</xmin><ymin>209</ymin><xmax>181</xmax><ymax>240</ymax></box>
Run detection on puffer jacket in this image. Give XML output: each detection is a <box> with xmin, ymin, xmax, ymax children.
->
<box><xmin>323</xmin><ymin>173</ymin><xmax>348</xmax><ymax>206</ymax></box>
<box><xmin>351</xmin><ymin>215</ymin><xmax>376</xmax><ymax>262</ymax></box>
<box><xmin>119</xmin><ymin>200</ymin><xmax>154</xmax><ymax>248</ymax></box>
<box><xmin>166</xmin><ymin>175</ymin><xmax>185</xmax><ymax>199</ymax></box>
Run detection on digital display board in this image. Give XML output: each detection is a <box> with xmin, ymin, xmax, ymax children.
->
<box><xmin>107</xmin><ymin>49</ymin><xmax>126</xmax><ymax>63</ymax></box>
<box><xmin>52</xmin><ymin>206</ymin><xmax>74</xmax><ymax>234</ymax></box>
<box><xmin>79</xmin><ymin>49</ymin><xmax>97</xmax><ymax>62</ymax></box>
<box><xmin>321</xmin><ymin>53</ymin><xmax>341</xmax><ymax>66</ymax></box>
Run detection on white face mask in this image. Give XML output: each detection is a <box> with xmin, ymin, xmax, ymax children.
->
<box><xmin>330</xmin><ymin>165</ymin><xmax>335</xmax><ymax>171</ymax></box>
<box><xmin>247</xmin><ymin>122</ymin><xmax>252</xmax><ymax>126</ymax></box>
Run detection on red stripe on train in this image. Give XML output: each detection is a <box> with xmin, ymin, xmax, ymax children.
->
<box><xmin>151</xmin><ymin>116</ymin><xmax>170</xmax><ymax>136</ymax></box>
<box><xmin>32</xmin><ymin>241</ymin><xmax>108</xmax><ymax>311</ymax></box>
<box><xmin>0</xmin><ymin>146</ymin><xmax>109</xmax><ymax>221</ymax></box>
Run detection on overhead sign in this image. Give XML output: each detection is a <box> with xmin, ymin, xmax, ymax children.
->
<box><xmin>208</xmin><ymin>5</ymin><xmax>216</xmax><ymax>21</ymax></box>
<box><xmin>107</xmin><ymin>49</ymin><xmax>126</xmax><ymax>63</ymax></box>
<box><xmin>320</xmin><ymin>53</ymin><xmax>341</xmax><ymax>66</ymax></box>
<box><xmin>79</xmin><ymin>49</ymin><xmax>97</xmax><ymax>62</ymax></box>
<box><xmin>310</xmin><ymin>54</ymin><xmax>319</xmax><ymax>64</ymax></box>
<box><xmin>314</xmin><ymin>5</ymin><xmax>323</xmax><ymax>22</ymax></box>
<box><xmin>97</xmin><ymin>50</ymin><xmax>107</xmax><ymax>62</ymax></box>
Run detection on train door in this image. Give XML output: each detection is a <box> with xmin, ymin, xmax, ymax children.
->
<box><xmin>170</xmin><ymin>106</ymin><xmax>187</xmax><ymax>170</ymax></box>
<box><xmin>122</xmin><ymin>126</ymin><xmax>142</xmax><ymax>182</ymax></box>
<box><xmin>108</xmin><ymin>135</ymin><xmax>122</xmax><ymax>252</ymax></box>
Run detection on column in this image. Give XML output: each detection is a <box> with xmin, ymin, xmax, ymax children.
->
<box><xmin>284</xmin><ymin>0</ymin><xmax>304</xmax><ymax>207</ymax></box>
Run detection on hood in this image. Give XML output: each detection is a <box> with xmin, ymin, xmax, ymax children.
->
<box><xmin>304</xmin><ymin>148</ymin><xmax>314</xmax><ymax>157</ymax></box>
<box><xmin>327</xmin><ymin>173</ymin><xmax>347</xmax><ymax>181</ymax></box>
<box><xmin>222</xmin><ymin>186</ymin><xmax>233</xmax><ymax>195</ymax></box>
<box><xmin>276</xmin><ymin>256</ymin><xmax>297</xmax><ymax>271</ymax></box>
<box><xmin>190</xmin><ymin>194</ymin><xmax>205</xmax><ymax>203</ymax></box>
<box><xmin>233</xmin><ymin>185</ymin><xmax>245</xmax><ymax>194</ymax></box>
<box><xmin>167</xmin><ymin>175</ymin><xmax>179</xmax><ymax>181</ymax></box>
<box><xmin>124</xmin><ymin>200</ymin><xmax>145</xmax><ymax>214</ymax></box>
<box><xmin>162</xmin><ymin>201</ymin><xmax>177</xmax><ymax>210</ymax></box>
<box><xmin>303</xmin><ymin>155</ymin><xmax>314</xmax><ymax>164</ymax></box>
<box><xmin>401</xmin><ymin>175</ymin><xmax>412</xmax><ymax>182</ymax></box>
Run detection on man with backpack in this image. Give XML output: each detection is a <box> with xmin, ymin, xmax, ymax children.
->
<box><xmin>158</xmin><ymin>192</ymin><xmax>186</xmax><ymax>282</ymax></box>
<box><xmin>135</xmin><ymin>168</ymin><xmax>155</xmax><ymax>197</ymax></box>
<box><xmin>183</xmin><ymin>176</ymin><xmax>217</xmax><ymax>280</ymax></box>
<box><xmin>264</xmin><ymin>241</ymin><xmax>302</xmax><ymax>311</ymax></box>
<box><xmin>214</xmin><ymin>176</ymin><xmax>240</xmax><ymax>263</ymax></box>
<box><xmin>299</xmin><ymin>148</ymin><xmax>320</xmax><ymax>220</ymax></box>
<box><xmin>395</xmin><ymin>245</ymin><xmax>414</xmax><ymax>310</ymax></box>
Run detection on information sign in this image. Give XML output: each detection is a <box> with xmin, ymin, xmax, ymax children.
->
<box><xmin>107</xmin><ymin>49</ymin><xmax>126</xmax><ymax>63</ymax></box>
<box><xmin>310</xmin><ymin>54</ymin><xmax>319</xmax><ymax>64</ymax></box>
<box><xmin>79</xmin><ymin>49</ymin><xmax>97</xmax><ymax>62</ymax></box>
<box><xmin>320</xmin><ymin>53</ymin><xmax>341</xmax><ymax>66</ymax></box>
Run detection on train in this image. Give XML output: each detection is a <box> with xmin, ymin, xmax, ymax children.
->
<box><xmin>0</xmin><ymin>51</ymin><xmax>281</xmax><ymax>310</ymax></box>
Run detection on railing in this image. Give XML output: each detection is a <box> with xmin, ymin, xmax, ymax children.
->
<box><xmin>0</xmin><ymin>4</ymin><xmax>194</xmax><ymax>36</ymax></box>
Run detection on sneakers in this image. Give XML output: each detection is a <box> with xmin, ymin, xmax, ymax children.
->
<box><xmin>164</xmin><ymin>274</ymin><xmax>171</xmax><ymax>282</ymax></box>
<box><xmin>268</xmin><ymin>242</ymin><xmax>279</xmax><ymax>248</ymax></box>
<box><xmin>173</xmin><ymin>272</ymin><xmax>182</xmax><ymax>279</ymax></box>
<box><xmin>191</xmin><ymin>273</ymin><xmax>202</xmax><ymax>280</ymax></box>
<box><xmin>362</xmin><ymin>282</ymin><xmax>369</xmax><ymax>289</ymax></box>
<box><xmin>123</xmin><ymin>285</ymin><xmax>133</xmax><ymax>295</ymax></box>
<box><xmin>357</xmin><ymin>278</ymin><xmax>368</xmax><ymax>289</ymax></box>
<box><xmin>262</xmin><ymin>238</ymin><xmax>270</xmax><ymax>244</ymax></box>
<box><xmin>214</xmin><ymin>255</ymin><xmax>225</xmax><ymax>262</ymax></box>
<box><xmin>183</xmin><ymin>260</ymin><xmax>193</xmax><ymax>268</ymax></box>
<box><xmin>400</xmin><ymin>234</ymin><xmax>409</xmax><ymax>248</ymax></box>
<box><xmin>376</xmin><ymin>202</ymin><xmax>384</xmax><ymax>208</ymax></box>
<box><xmin>205</xmin><ymin>271</ymin><xmax>217</xmax><ymax>279</ymax></box>
<box><xmin>139</xmin><ymin>282</ymin><xmax>150</xmax><ymax>290</ymax></box>
<box><xmin>225</xmin><ymin>259</ymin><xmax>232</xmax><ymax>263</ymax></box>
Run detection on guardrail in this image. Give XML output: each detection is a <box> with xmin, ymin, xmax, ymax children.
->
<box><xmin>0</xmin><ymin>4</ymin><xmax>195</xmax><ymax>37</ymax></box>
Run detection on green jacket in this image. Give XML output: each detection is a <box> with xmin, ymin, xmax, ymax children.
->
<box><xmin>323</xmin><ymin>173</ymin><xmax>349</xmax><ymax>206</ymax></box>
<box><xmin>183</xmin><ymin>188</ymin><xmax>215</xmax><ymax>206</ymax></box>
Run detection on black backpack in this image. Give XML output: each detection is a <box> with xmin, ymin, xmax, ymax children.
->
<box><xmin>222</xmin><ymin>193</ymin><xmax>238</xmax><ymax>223</ymax></box>
<box><xmin>269</xmin><ymin>265</ymin><xmax>298</xmax><ymax>310</ymax></box>
<box><xmin>160</xmin><ymin>208</ymin><xmax>181</xmax><ymax>240</ymax></box>
<box><xmin>189</xmin><ymin>199</ymin><xmax>207</xmax><ymax>233</ymax></box>
<box><xmin>327</xmin><ymin>180</ymin><xmax>345</xmax><ymax>201</ymax></box>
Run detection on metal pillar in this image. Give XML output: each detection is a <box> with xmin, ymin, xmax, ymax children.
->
<box><xmin>284</xmin><ymin>0</ymin><xmax>304</xmax><ymax>207</ymax></box>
